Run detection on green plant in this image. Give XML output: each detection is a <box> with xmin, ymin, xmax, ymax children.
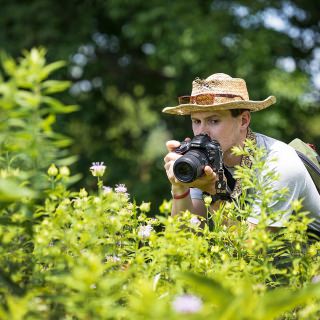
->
<box><xmin>0</xmin><ymin>49</ymin><xmax>319</xmax><ymax>320</ymax></box>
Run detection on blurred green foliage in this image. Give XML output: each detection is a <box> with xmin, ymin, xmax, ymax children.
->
<box><xmin>0</xmin><ymin>0</ymin><xmax>319</xmax><ymax>208</ymax></box>
<box><xmin>0</xmin><ymin>49</ymin><xmax>319</xmax><ymax>319</ymax></box>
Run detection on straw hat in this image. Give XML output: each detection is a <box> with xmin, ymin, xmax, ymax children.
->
<box><xmin>162</xmin><ymin>73</ymin><xmax>276</xmax><ymax>115</ymax></box>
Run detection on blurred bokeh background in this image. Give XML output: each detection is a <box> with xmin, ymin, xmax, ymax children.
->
<box><xmin>1</xmin><ymin>0</ymin><xmax>319</xmax><ymax>210</ymax></box>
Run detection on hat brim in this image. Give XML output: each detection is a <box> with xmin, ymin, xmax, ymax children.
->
<box><xmin>162</xmin><ymin>96</ymin><xmax>276</xmax><ymax>115</ymax></box>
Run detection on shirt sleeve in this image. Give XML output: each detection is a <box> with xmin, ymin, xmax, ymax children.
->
<box><xmin>190</xmin><ymin>188</ymin><xmax>203</xmax><ymax>200</ymax></box>
<box><xmin>247</xmin><ymin>143</ymin><xmax>309</xmax><ymax>227</ymax></box>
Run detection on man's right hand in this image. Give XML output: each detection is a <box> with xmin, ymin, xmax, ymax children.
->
<box><xmin>163</xmin><ymin>140</ymin><xmax>218</xmax><ymax>195</ymax></box>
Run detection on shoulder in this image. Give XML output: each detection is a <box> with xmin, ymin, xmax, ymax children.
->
<box><xmin>255</xmin><ymin>133</ymin><xmax>307</xmax><ymax>181</ymax></box>
<box><xmin>255</xmin><ymin>133</ymin><xmax>294</xmax><ymax>154</ymax></box>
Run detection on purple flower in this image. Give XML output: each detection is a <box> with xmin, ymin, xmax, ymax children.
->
<box><xmin>312</xmin><ymin>275</ymin><xmax>320</xmax><ymax>283</ymax></box>
<box><xmin>102</xmin><ymin>186</ymin><xmax>112</xmax><ymax>195</ymax></box>
<box><xmin>172</xmin><ymin>294</ymin><xmax>203</xmax><ymax>314</ymax></box>
<box><xmin>190</xmin><ymin>216</ymin><xmax>201</xmax><ymax>226</ymax></box>
<box><xmin>138</xmin><ymin>225</ymin><xmax>153</xmax><ymax>239</ymax></box>
<box><xmin>90</xmin><ymin>162</ymin><xmax>106</xmax><ymax>177</ymax></box>
<box><xmin>115</xmin><ymin>184</ymin><xmax>127</xmax><ymax>193</ymax></box>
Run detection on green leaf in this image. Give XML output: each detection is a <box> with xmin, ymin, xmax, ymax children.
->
<box><xmin>39</xmin><ymin>61</ymin><xmax>67</xmax><ymax>80</ymax></box>
<box><xmin>42</xmin><ymin>96</ymin><xmax>79</xmax><ymax>113</ymax></box>
<box><xmin>178</xmin><ymin>271</ymin><xmax>234</xmax><ymax>307</ymax></box>
<box><xmin>41</xmin><ymin>80</ymin><xmax>71</xmax><ymax>94</ymax></box>
<box><xmin>0</xmin><ymin>178</ymin><xmax>35</xmax><ymax>202</ymax></box>
<box><xmin>256</xmin><ymin>283</ymin><xmax>320</xmax><ymax>320</ymax></box>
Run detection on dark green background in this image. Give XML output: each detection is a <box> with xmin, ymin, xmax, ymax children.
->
<box><xmin>1</xmin><ymin>0</ymin><xmax>319</xmax><ymax>210</ymax></box>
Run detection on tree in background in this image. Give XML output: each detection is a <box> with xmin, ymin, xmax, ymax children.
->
<box><xmin>0</xmin><ymin>0</ymin><xmax>319</xmax><ymax>208</ymax></box>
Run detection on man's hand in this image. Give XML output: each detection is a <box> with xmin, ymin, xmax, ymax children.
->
<box><xmin>164</xmin><ymin>139</ymin><xmax>217</xmax><ymax>195</ymax></box>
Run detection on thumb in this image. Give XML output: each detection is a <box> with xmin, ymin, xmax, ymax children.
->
<box><xmin>166</xmin><ymin>140</ymin><xmax>181</xmax><ymax>152</ymax></box>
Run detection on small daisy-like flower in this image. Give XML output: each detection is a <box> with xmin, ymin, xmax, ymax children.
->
<box><xmin>115</xmin><ymin>184</ymin><xmax>127</xmax><ymax>193</ymax></box>
<box><xmin>172</xmin><ymin>294</ymin><xmax>203</xmax><ymax>314</ymax></box>
<box><xmin>190</xmin><ymin>216</ymin><xmax>201</xmax><ymax>226</ymax></box>
<box><xmin>103</xmin><ymin>186</ymin><xmax>112</xmax><ymax>195</ymax></box>
<box><xmin>90</xmin><ymin>162</ymin><xmax>106</xmax><ymax>177</ymax></box>
<box><xmin>138</xmin><ymin>225</ymin><xmax>153</xmax><ymax>239</ymax></box>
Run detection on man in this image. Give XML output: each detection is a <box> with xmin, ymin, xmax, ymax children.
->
<box><xmin>163</xmin><ymin>73</ymin><xmax>320</xmax><ymax>234</ymax></box>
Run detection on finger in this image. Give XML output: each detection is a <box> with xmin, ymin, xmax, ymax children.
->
<box><xmin>164</xmin><ymin>152</ymin><xmax>180</xmax><ymax>163</ymax></box>
<box><xmin>204</xmin><ymin>166</ymin><xmax>216</xmax><ymax>178</ymax></box>
<box><xmin>164</xmin><ymin>161</ymin><xmax>173</xmax><ymax>171</ymax></box>
<box><xmin>166</xmin><ymin>140</ymin><xmax>181</xmax><ymax>152</ymax></box>
<box><xmin>184</xmin><ymin>137</ymin><xmax>191</xmax><ymax>142</ymax></box>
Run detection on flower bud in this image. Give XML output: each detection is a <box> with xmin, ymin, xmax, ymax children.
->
<box><xmin>204</xmin><ymin>195</ymin><xmax>212</xmax><ymax>206</ymax></box>
<box><xmin>48</xmin><ymin>164</ymin><xmax>58</xmax><ymax>177</ymax></box>
<box><xmin>79</xmin><ymin>188</ymin><xmax>88</xmax><ymax>198</ymax></box>
<box><xmin>59</xmin><ymin>166</ymin><xmax>70</xmax><ymax>177</ymax></box>
<box><xmin>140</xmin><ymin>202</ymin><xmax>151</xmax><ymax>213</ymax></box>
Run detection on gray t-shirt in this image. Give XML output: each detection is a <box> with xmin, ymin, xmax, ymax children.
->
<box><xmin>190</xmin><ymin>133</ymin><xmax>320</xmax><ymax>231</ymax></box>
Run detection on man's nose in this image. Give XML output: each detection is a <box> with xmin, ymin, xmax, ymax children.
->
<box><xmin>198</xmin><ymin>123</ymin><xmax>210</xmax><ymax>135</ymax></box>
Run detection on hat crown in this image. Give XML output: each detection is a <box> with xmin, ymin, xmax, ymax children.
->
<box><xmin>191</xmin><ymin>73</ymin><xmax>249</xmax><ymax>100</ymax></box>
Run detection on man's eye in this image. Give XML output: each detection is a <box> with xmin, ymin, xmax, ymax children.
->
<box><xmin>209</xmin><ymin>119</ymin><xmax>219</xmax><ymax>124</ymax></box>
<box><xmin>192</xmin><ymin>119</ymin><xmax>200</xmax><ymax>124</ymax></box>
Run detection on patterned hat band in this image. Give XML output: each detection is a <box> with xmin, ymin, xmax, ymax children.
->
<box><xmin>162</xmin><ymin>73</ymin><xmax>276</xmax><ymax>115</ymax></box>
<box><xmin>178</xmin><ymin>93</ymin><xmax>245</xmax><ymax>105</ymax></box>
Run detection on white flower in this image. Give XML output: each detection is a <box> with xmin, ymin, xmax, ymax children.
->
<box><xmin>190</xmin><ymin>216</ymin><xmax>201</xmax><ymax>226</ymax></box>
<box><xmin>115</xmin><ymin>184</ymin><xmax>127</xmax><ymax>193</ymax></box>
<box><xmin>172</xmin><ymin>294</ymin><xmax>203</xmax><ymax>314</ymax></box>
<box><xmin>90</xmin><ymin>162</ymin><xmax>106</xmax><ymax>177</ymax></box>
<box><xmin>105</xmin><ymin>255</ymin><xmax>121</xmax><ymax>263</ymax></box>
<box><xmin>115</xmin><ymin>184</ymin><xmax>130</xmax><ymax>198</ymax></box>
<box><xmin>138</xmin><ymin>225</ymin><xmax>153</xmax><ymax>239</ymax></box>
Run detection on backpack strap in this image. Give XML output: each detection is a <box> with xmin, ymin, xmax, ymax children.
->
<box><xmin>289</xmin><ymin>139</ymin><xmax>320</xmax><ymax>194</ymax></box>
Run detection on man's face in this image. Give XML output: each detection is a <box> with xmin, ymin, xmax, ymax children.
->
<box><xmin>190</xmin><ymin>110</ymin><xmax>249</xmax><ymax>154</ymax></box>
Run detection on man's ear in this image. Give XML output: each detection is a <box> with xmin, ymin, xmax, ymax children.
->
<box><xmin>240</xmin><ymin>110</ymin><xmax>251</xmax><ymax>129</ymax></box>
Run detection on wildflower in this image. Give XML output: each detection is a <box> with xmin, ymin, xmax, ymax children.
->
<box><xmin>190</xmin><ymin>215</ymin><xmax>201</xmax><ymax>226</ymax></box>
<box><xmin>105</xmin><ymin>255</ymin><xmax>121</xmax><ymax>263</ymax></box>
<box><xmin>102</xmin><ymin>186</ymin><xmax>112</xmax><ymax>195</ymax></box>
<box><xmin>172</xmin><ymin>294</ymin><xmax>203</xmax><ymax>314</ymax></box>
<box><xmin>312</xmin><ymin>275</ymin><xmax>320</xmax><ymax>283</ymax></box>
<box><xmin>138</xmin><ymin>225</ymin><xmax>153</xmax><ymax>239</ymax></box>
<box><xmin>90</xmin><ymin>162</ymin><xmax>106</xmax><ymax>177</ymax></box>
<box><xmin>140</xmin><ymin>202</ymin><xmax>151</xmax><ymax>213</ymax></box>
<box><xmin>48</xmin><ymin>164</ymin><xmax>58</xmax><ymax>177</ymax></box>
<box><xmin>115</xmin><ymin>184</ymin><xmax>127</xmax><ymax>193</ymax></box>
<box><xmin>115</xmin><ymin>184</ymin><xmax>130</xmax><ymax>199</ymax></box>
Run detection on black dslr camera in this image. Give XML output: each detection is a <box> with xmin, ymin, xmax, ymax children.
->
<box><xmin>173</xmin><ymin>134</ymin><xmax>223</xmax><ymax>183</ymax></box>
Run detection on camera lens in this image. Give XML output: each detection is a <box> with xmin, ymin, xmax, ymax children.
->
<box><xmin>173</xmin><ymin>150</ymin><xmax>208</xmax><ymax>183</ymax></box>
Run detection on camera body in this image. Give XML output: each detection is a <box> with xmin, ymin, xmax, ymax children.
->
<box><xmin>173</xmin><ymin>134</ymin><xmax>223</xmax><ymax>183</ymax></box>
